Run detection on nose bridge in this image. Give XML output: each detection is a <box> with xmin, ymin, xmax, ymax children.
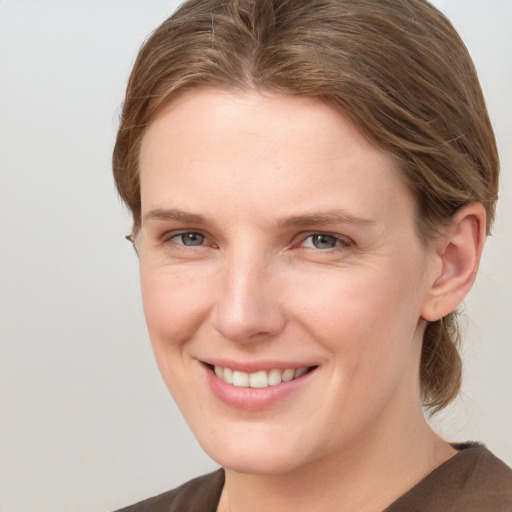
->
<box><xmin>212</xmin><ymin>244</ymin><xmax>285</xmax><ymax>342</ymax></box>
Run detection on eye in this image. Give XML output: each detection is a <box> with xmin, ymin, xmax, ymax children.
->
<box><xmin>301</xmin><ymin>233</ymin><xmax>350</xmax><ymax>250</ymax></box>
<box><xmin>170</xmin><ymin>232</ymin><xmax>206</xmax><ymax>246</ymax></box>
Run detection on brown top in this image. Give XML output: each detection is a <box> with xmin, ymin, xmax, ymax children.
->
<box><xmin>383</xmin><ymin>443</ymin><xmax>512</xmax><ymax>511</ymax></box>
<box><xmin>114</xmin><ymin>444</ymin><xmax>512</xmax><ymax>512</ymax></box>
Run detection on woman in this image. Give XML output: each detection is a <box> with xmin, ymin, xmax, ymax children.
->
<box><xmin>112</xmin><ymin>0</ymin><xmax>512</xmax><ymax>510</ymax></box>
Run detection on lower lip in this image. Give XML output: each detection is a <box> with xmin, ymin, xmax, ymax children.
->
<box><xmin>203</xmin><ymin>364</ymin><xmax>315</xmax><ymax>411</ymax></box>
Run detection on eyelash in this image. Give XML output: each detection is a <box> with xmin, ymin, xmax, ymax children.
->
<box><xmin>162</xmin><ymin>231</ymin><xmax>214</xmax><ymax>248</ymax></box>
<box><xmin>161</xmin><ymin>230</ymin><xmax>354</xmax><ymax>253</ymax></box>
<box><xmin>299</xmin><ymin>233</ymin><xmax>353</xmax><ymax>251</ymax></box>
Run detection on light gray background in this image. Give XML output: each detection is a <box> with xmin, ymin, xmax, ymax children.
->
<box><xmin>0</xmin><ymin>1</ymin><xmax>510</xmax><ymax>511</ymax></box>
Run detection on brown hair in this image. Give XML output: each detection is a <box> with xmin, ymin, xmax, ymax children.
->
<box><xmin>113</xmin><ymin>0</ymin><xmax>499</xmax><ymax>412</ymax></box>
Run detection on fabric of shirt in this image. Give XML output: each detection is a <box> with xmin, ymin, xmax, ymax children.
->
<box><xmin>114</xmin><ymin>444</ymin><xmax>512</xmax><ymax>512</ymax></box>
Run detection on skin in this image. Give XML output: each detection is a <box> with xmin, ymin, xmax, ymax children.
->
<box><xmin>137</xmin><ymin>88</ymin><xmax>484</xmax><ymax>512</ymax></box>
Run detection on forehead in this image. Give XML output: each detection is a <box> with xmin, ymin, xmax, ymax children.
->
<box><xmin>141</xmin><ymin>88</ymin><xmax>383</xmax><ymax>168</ymax></box>
<box><xmin>139</xmin><ymin>88</ymin><xmax>414</xmax><ymax>225</ymax></box>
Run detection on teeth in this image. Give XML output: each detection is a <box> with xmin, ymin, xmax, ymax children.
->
<box><xmin>232</xmin><ymin>370</ymin><xmax>249</xmax><ymax>387</ymax></box>
<box><xmin>249</xmin><ymin>370</ymin><xmax>268</xmax><ymax>388</ymax></box>
<box><xmin>268</xmin><ymin>368</ymin><xmax>282</xmax><ymax>386</ymax></box>
<box><xmin>294</xmin><ymin>367</ymin><xmax>308</xmax><ymax>378</ymax></box>
<box><xmin>281</xmin><ymin>369</ymin><xmax>295</xmax><ymax>382</ymax></box>
<box><xmin>223</xmin><ymin>367</ymin><xmax>233</xmax><ymax>384</ymax></box>
<box><xmin>213</xmin><ymin>365</ymin><xmax>311</xmax><ymax>388</ymax></box>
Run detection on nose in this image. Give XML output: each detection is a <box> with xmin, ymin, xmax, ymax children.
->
<box><xmin>211</xmin><ymin>252</ymin><xmax>286</xmax><ymax>343</ymax></box>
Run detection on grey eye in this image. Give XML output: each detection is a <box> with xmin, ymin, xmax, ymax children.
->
<box><xmin>309</xmin><ymin>234</ymin><xmax>339</xmax><ymax>249</ymax></box>
<box><xmin>177</xmin><ymin>232</ymin><xmax>205</xmax><ymax>246</ymax></box>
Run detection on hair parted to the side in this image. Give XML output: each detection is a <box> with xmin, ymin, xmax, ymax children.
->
<box><xmin>113</xmin><ymin>0</ymin><xmax>499</xmax><ymax>412</ymax></box>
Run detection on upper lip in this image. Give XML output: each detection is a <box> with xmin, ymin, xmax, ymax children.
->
<box><xmin>201</xmin><ymin>359</ymin><xmax>317</xmax><ymax>373</ymax></box>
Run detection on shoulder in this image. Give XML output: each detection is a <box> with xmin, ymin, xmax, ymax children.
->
<box><xmin>386</xmin><ymin>443</ymin><xmax>512</xmax><ymax>512</ymax></box>
<box><xmin>113</xmin><ymin>469</ymin><xmax>225</xmax><ymax>512</ymax></box>
<box><xmin>453</xmin><ymin>443</ymin><xmax>512</xmax><ymax>511</ymax></box>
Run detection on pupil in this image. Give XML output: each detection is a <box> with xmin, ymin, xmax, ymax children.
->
<box><xmin>183</xmin><ymin>233</ymin><xmax>204</xmax><ymax>246</ymax></box>
<box><xmin>313</xmin><ymin>234</ymin><xmax>336</xmax><ymax>249</ymax></box>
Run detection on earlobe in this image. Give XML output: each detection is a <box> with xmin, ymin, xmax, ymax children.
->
<box><xmin>421</xmin><ymin>203</ymin><xmax>487</xmax><ymax>322</ymax></box>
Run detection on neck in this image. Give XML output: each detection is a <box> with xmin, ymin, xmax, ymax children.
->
<box><xmin>218</xmin><ymin>408</ymin><xmax>456</xmax><ymax>512</ymax></box>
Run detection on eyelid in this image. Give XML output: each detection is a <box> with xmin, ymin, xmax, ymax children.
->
<box><xmin>157</xmin><ymin>228</ymin><xmax>353</xmax><ymax>251</ymax></box>
<box><xmin>296</xmin><ymin>231</ymin><xmax>354</xmax><ymax>250</ymax></box>
<box><xmin>161</xmin><ymin>229</ymin><xmax>217</xmax><ymax>248</ymax></box>
<box><xmin>163</xmin><ymin>229</ymin><xmax>204</xmax><ymax>240</ymax></box>
<box><xmin>163</xmin><ymin>229</ymin><xmax>198</xmax><ymax>239</ymax></box>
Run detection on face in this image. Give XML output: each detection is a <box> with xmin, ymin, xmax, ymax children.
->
<box><xmin>138</xmin><ymin>88</ymin><xmax>436</xmax><ymax>475</ymax></box>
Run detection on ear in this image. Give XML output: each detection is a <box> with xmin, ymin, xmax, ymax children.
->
<box><xmin>421</xmin><ymin>203</ymin><xmax>487</xmax><ymax>322</ymax></box>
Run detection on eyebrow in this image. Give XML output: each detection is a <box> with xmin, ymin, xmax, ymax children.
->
<box><xmin>143</xmin><ymin>207</ymin><xmax>375</xmax><ymax>228</ymax></box>
<box><xmin>276</xmin><ymin>210</ymin><xmax>375</xmax><ymax>228</ymax></box>
<box><xmin>143</xmin><ymin>208</ymin><xmax>207</xmax><ymax>224</ymax></box>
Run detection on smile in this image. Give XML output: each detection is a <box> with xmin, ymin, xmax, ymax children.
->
<box><xmin>213</xmin><ymin>365</ymin><xmax>312</xmax><ymax>388</ymax></box>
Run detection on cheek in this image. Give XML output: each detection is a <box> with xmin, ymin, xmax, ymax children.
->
<box><xmin>290</xmin><ymin>257</ymin><xmax>426</xmax><ymax>371</ymax></box>
<box><xmin>140</xmin><ymin>266</ymin><xmax>212</xmax><ymax>350</ymax></box>
<box><xmin>139</xmin><ymin>267</ymin><xmax>215</xmax><ymax>410</ymax></box>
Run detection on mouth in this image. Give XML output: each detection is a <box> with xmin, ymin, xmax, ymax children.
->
<box><xmin>203</xmin><ymin>361</ymin><xmax>318</xmax><ymax>411</ymax></box>
<box><xmin>209</xmin><ymin>364</ymin><xmax>317</xmax><ymax>388</ymax></box>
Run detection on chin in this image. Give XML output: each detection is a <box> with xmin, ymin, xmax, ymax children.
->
<box><xmin>194</xmin><ymin>425</ymin><xmax>320</xmax><ymax>476</ymax></box>
<box><xmin>210</xmin><ymin>447</ymin><xmax>308</xmax><ymax>476</ymax></box>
